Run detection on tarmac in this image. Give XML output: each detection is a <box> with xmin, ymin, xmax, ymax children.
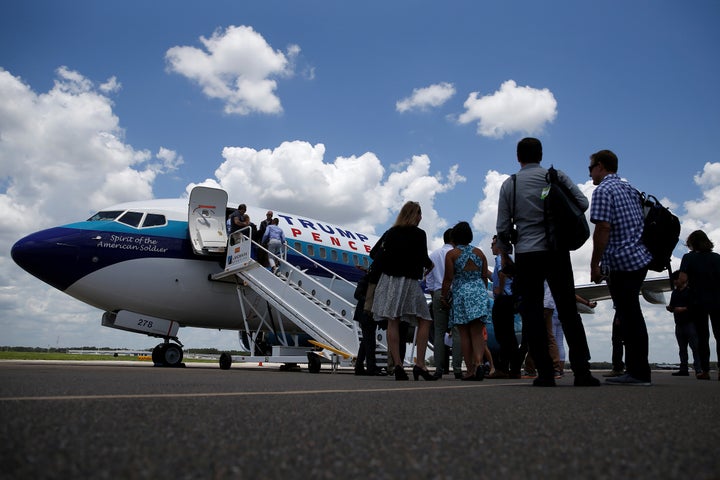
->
<box><xmin>1</xmin><ymin>360</ymin><xmax>719</xmax><ymax>480</ymax></box>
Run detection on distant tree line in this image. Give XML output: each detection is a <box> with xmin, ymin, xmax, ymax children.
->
<box><xmin>1</xmin><ymin>346</ymin><xmax>72</xmax><ymax>353</ymax></box>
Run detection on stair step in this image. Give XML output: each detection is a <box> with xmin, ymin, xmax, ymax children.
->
<box><xmin>225</xmin><ymin>257</ymin><xmax>361</xmax><ymax>356</ymax></box>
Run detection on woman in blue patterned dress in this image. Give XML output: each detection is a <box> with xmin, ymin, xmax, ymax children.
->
<box><xmin>441</xmin><ymin>221</ymin><xmax>491</xmax><ymax>380</ymax></box>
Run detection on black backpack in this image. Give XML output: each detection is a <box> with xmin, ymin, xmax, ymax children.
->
<box><xmin>543</xmin><ymin>166</ymin><xmax>590</xmax><ymax>251</ymax></box>
<box><xmin>639</xmin><ymin>192</ymin><xmax>680</xmax><ymax>273</ymax></box>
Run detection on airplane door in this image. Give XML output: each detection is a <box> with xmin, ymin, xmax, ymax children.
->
<box><xmin>188</xmin><ymin>186</ymin><xmax>229</xmax><ymax>255</ymax></box>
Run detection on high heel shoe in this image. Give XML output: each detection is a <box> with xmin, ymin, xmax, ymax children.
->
<box><xmin>413</xmin><ymin>365</ymin><xmax>439</xmax><ymax>381</ymax></box>
<box><xmin>394</xmin><ymin>365</ymin><xmax>409</xmax><ymax>381</ymax></box>
<box><xmin>460</xmin><ymin>368</ymin><xmax>484</xmax><ymax>381</ymax></box>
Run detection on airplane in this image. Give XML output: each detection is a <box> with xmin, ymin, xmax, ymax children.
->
<box><xmin>10</xmin><ymin>186</ymin><xmax>379</xmax><ymax>370</ymax></box>
<box><xmin>11</xmin><ymin>186</ymin><xmax>672</xmax><ymax>371</ymax></box>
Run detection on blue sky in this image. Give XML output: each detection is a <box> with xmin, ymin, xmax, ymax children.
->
<box><xmin>1</xmin><ymin>1</ymin><xmax>719</xmax><ymax>363</ymax></box>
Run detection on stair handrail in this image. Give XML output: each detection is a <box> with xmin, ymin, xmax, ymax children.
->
<box><xmin>219</xmin><ymin>226</ymin><xmax>360</xmax><ymax>351</ymax></box>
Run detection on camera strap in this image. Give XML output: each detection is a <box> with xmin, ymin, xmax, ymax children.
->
<box><xmin>511</xmin><ymin>173</ymin><xmax>517</xmax><ymax>228</ymax></box>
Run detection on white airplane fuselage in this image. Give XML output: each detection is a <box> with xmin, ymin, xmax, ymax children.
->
<box><xmin>11</xmin><ymin>197</ymin><xmax>378</xmax><ymax>335</ymax></box>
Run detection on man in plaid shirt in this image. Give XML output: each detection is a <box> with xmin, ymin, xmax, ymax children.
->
<box><xmin>589</xmin><ymin>149</ymin><xmax>653</xmax><ymax>386</ymax></box>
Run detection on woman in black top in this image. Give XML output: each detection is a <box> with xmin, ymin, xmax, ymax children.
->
<box><xmin>371</xmin><ymin>201</ymin><xmax>435</xmax><ymax>381</ymax></box>
<box><xmin>678</xmin><ymin>230</ymin><xmax>720</xmax><ymax>380</ymax></box>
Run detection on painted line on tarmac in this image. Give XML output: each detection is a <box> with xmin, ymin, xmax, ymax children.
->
<box><xmin>0</xmin><ymin>382</ymin><xmax>528</xmax><ymax>402</ymax></box>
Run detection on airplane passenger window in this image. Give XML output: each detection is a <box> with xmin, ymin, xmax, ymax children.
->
<box><xmin>307</xmin><ymin>245</ymin><xmax>315</xmax><ymax>257</ymax></box>
<box><xmin>353</xmin><ymin>255</ymin><xmax>359</xmax><ymax>266</ymax></box>
<box><xmin>87</xmin><ymin>211</ymin><xmax>123</xmax><ymax>222</ymax></box>
<box><xmin>330</xmin><ymin>250</ymin><xmax>338</xmax><ymax>261</ymax></box>
<box><xmin>319</xmin><ymin>247</ymin><xmax>327</xmax><ymax>259</ymax></box>
<box><xmin>342</xmin><ymin>252</ymin><xmax>349</xmax><ymax>264</ymax></box>
<box><xmin>362</xmin><ymin>257</ymin><xmax>369</xmax><ymax>268</ymax></box>
<box><xmin>117</xmin><ymin>211</ymin><xmax>143</xmax><ymax>227</ymax></box>
<box><xmin>142</xmin><ymin>214</ymin><xmax>166</xmax><ymax>227</ymax></box>
<box><xmin>293</xmin><ymin>242</ymin><xmax>302</xmax><ymax>251</ymax></box>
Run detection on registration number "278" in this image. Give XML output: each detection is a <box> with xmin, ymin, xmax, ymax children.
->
<box><xmin>110</xmin><ymin>311</ymin><xmax>180</xmax><ymax>338</ymax></box>
<box><xmin>137</xmin><ymin>319</ymin><xmax>154</xmax><ymax>329</ymax></box>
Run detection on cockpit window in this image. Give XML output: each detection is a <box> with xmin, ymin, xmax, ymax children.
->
<box><xmin>87</xmin><ymin>210</ymin><xmax>167</xmax><ymax>229</ymax></box>
<box><xmin>87</xmin><ymin>211</ymin><xmax>123</xmax><ymax>222</ymax></box>
<box><xmin>142</xmin><ymin>213</ymin><xmax>166</xmax><ymax>227</ymax></box>
<box><xmin>117</xmin><ymin>211</ymin><xmax>143</xmax><ymax>227</ymax></box>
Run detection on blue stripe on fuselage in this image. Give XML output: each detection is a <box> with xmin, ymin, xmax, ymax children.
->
<box><xmin>12</xmin><ymin>221</ymin><xmax>211</xmax><ymax>291</ymax></box>
<box><xmin>12</xmin><ymin>219</ymin><xmax>367</xmax><ymax>292</ymax></box>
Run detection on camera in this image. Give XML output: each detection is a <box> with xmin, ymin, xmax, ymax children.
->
<box><xmin>509</xmin><ymin>227</ymin><xmax>518</xmax><ymax>245</ymax></box>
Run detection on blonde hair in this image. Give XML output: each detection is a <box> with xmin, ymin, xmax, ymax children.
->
<box><xmin>393</xmin><ymin>201</ymin><xmax>422</xmax><ymax>227</ymax></box>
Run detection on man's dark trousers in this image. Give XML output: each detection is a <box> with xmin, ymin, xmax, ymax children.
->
<box><xmin>608</xmin><ymin>267</ymin><xmax>650</xmax><ymax>382</ymax></box>
<box><xmin>492</xmin><ymin>295</ymin><xmax>521</xmax><ymax>374</ymax></box>
<box><xmin>515</xmin><ymin>250</ymin><xmax>592</xmax><ymax>380</ymax></box>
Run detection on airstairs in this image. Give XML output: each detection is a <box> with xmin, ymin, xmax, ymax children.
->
<box><xmin>210</xmin><ymin>228</ymin><xmax>376</xmax><ymax>371</ymax></box>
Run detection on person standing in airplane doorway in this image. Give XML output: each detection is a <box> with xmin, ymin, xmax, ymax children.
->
<box><xmin>228</xmin><ymin>204</ymin><xmax>249</xmax><ymax>234</ymax></box>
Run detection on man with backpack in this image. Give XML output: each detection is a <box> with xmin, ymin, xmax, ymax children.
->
<box><xmin>589</xmin><ymin>149</ymin><xmax>653</xmax><ymax>386</ymax></box>
<box><xmin>496</xmin><ymin>137</ymin><xmax>599</xmax><ymax>387</ymax></box>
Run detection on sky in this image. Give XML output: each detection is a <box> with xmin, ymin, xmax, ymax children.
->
<box><xmin>1</xmin><ymin>1</ymin><xmax>719</xmax><ymax>364</ymax></box>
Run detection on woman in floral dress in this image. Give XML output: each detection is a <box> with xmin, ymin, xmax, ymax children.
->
<box><xmin>441</xmin><ymin>221</ymin><xmax>491</xmax><ymax>380</ymax></box>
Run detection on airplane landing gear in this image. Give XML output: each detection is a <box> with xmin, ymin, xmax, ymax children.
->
<box><xmin>307</xmin><ymin>352</ymin><xmax>321</xmax><ymax>373</ymax></box>
<box><xmin>219</xmin><ymin>352</ymin><xmax>232</xmax><ymax>370</ymax></box>
<box><xmin>152</xmin><ymin>342</ymin><xmax>185</xmax><ymax>367</ymax></box>
<box><xmin>278</xmin><ymin>363</ymin><xmax>301</xmax><ymax>372</ymax></box>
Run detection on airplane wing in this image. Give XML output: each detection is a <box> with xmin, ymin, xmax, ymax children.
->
<box><xmin>575</xmin><ymin>275</ymin><xmax>673</xmax><ymax>306</ymax></box>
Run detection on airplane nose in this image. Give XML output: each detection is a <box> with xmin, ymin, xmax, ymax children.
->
<box><xmin>11</xmin><ymin>228</ymin><xmax>80</xmax><ymax>291</ymax></box>
<box><xmin>12</xmin><ymin>232</ymin><xmax>45</xmax><ymax>276</ymax></box>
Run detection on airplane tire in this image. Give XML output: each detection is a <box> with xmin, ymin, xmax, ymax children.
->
<box><xmin>307</xmin><ymin>353</ymin><xmax>321</xmax><ymax>374</ymax></box>
<box><xmin>163</xmin><ymin>343</ymin><xmax>183</xmax><ymax>366</ymax></box>
<box><xmin>152</xmin><ymin>344</ymin><xmax>164</xmax><ymax>365</ymax></box>
<box><xmin>219</xmin><ymin>352</ymin><xmax>232</xmax><ymax>370</ymax></box>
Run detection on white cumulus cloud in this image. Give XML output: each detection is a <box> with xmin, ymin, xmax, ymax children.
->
<box><xmin>396</xmin><ymin>82</ymin><xmax>456</xmax><ymax>113</ymax></box>
<box><xmin>680</xmin><ymin>162</ymin><xmax>720</xmax><ymax>244</ymax></box>
<box><xmin>0</xmin><ymin>67</ymin><xmax>178</xmax><ymax>240</ymax></box>
<box><xmin>189</xmin><ymin>141</ymin><xmax>465</xmax><ymax>236</ymax></box>
<box><xmin>0</xmin><ymin>67</ymin><xmax>182</xmax><ymax>351</ymax></box>
<box><xmin>458</xmin><ymin>80</ymin><xmax>558</xmax><ymax>138</ymax></box>
<box><xmin>166</xmin><ymin>25</ymin><xmax>297</xmax><ymax>115</ymax></box>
